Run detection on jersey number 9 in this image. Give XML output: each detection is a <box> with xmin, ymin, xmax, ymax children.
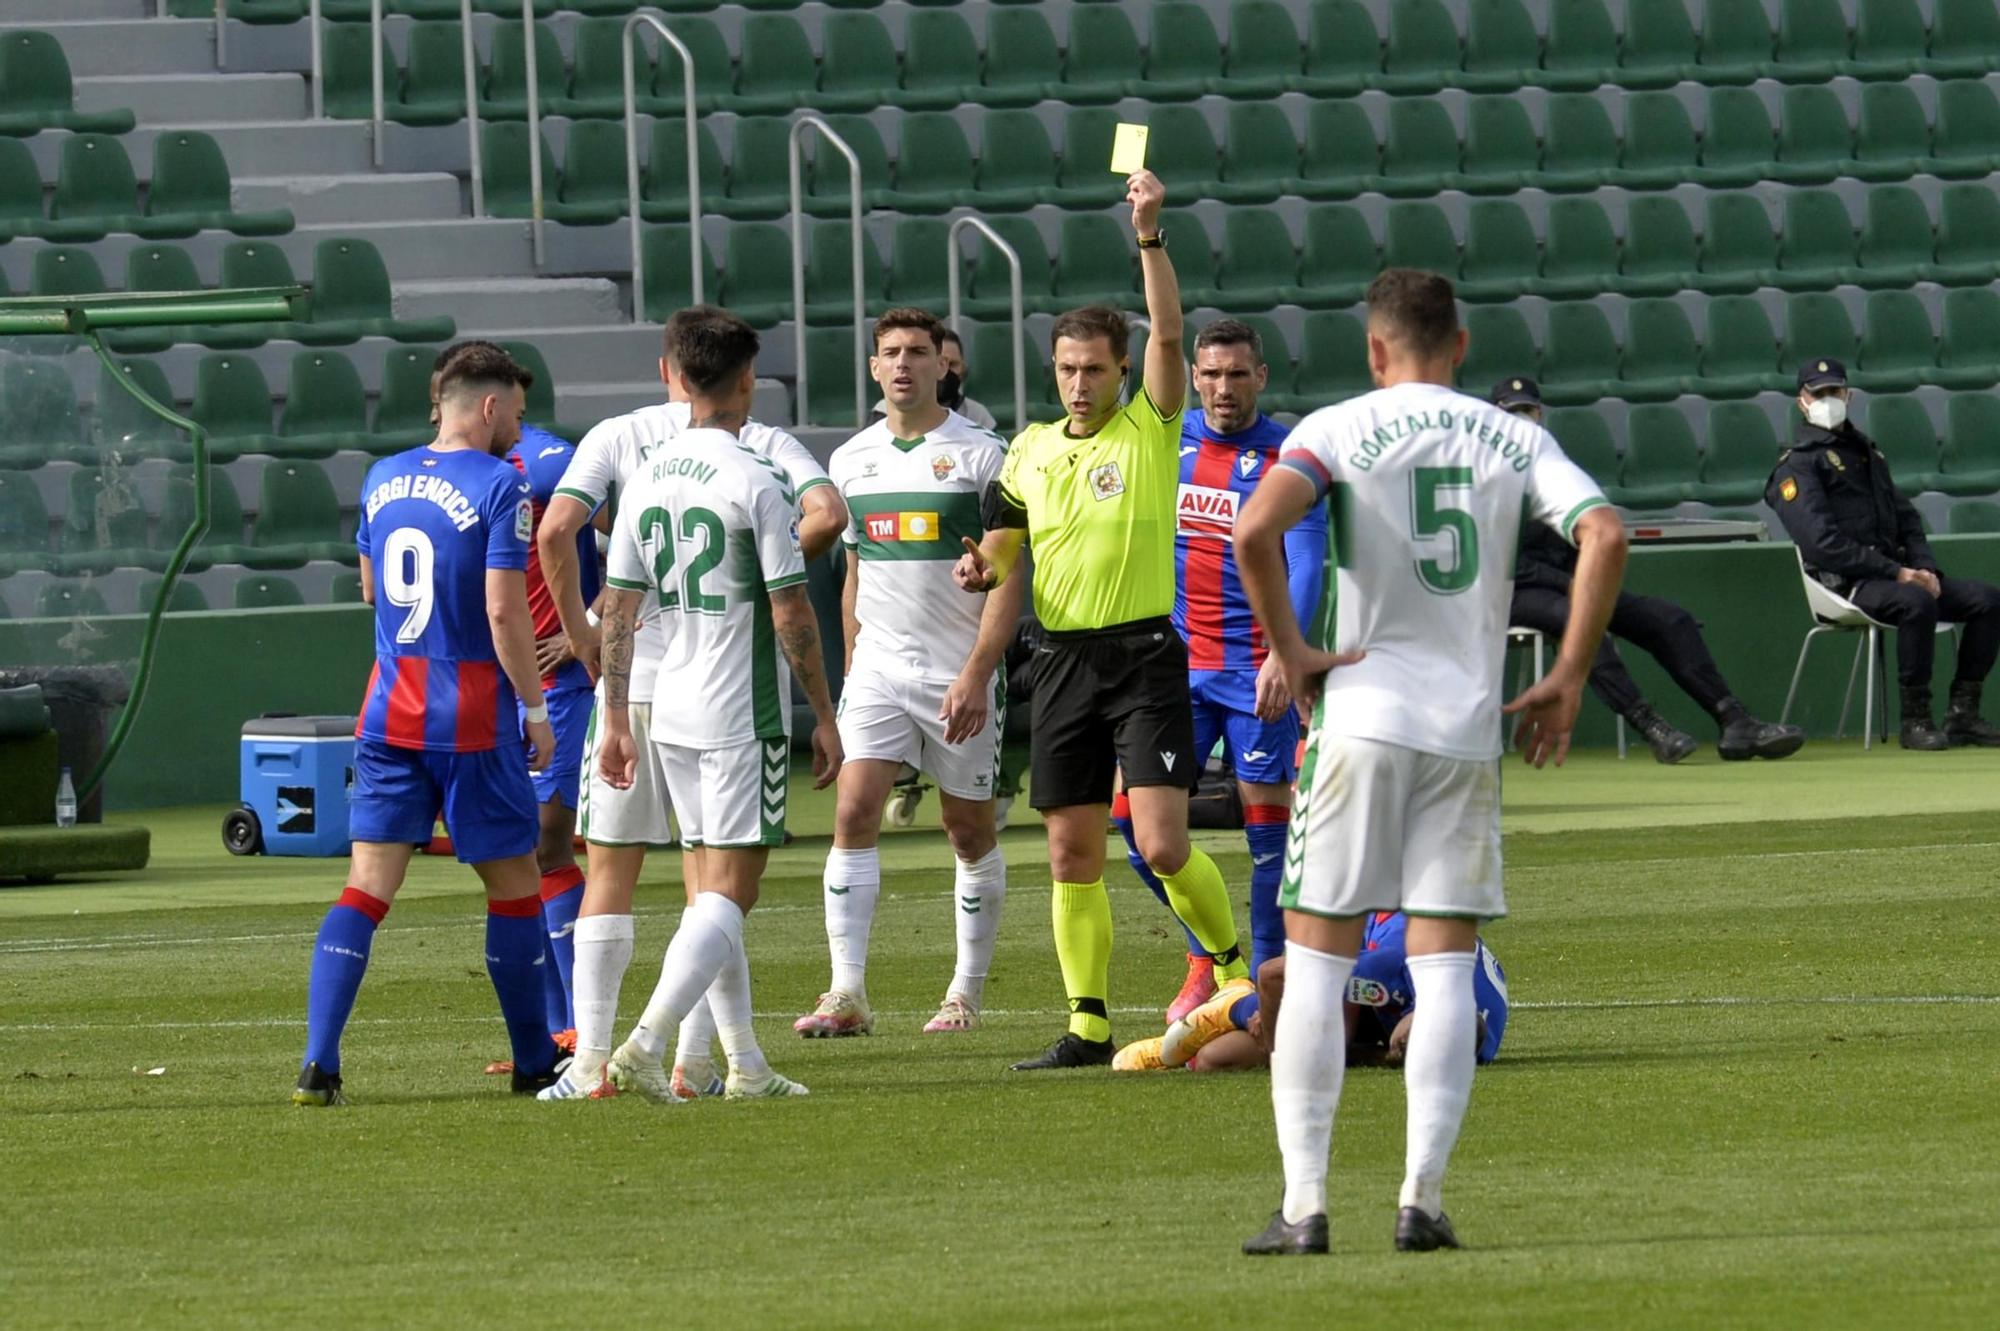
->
<box><xmin>382</xmin><ymin>527</ymin><xmax>436</xmax><ymax>643</ymax></box>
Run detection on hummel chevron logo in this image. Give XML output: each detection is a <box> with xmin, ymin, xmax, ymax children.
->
<box><xmin>959</xmin><ymin>895</ymin><xmax>980</xmax><ymax>914</ymax></box>
<box><xmin>1160</xmin><ymin>750</ymin><xmax>1177</xmax><ymax>770</ymax></box>
<box><xmin>828</xmin><ymin>885</ymin><xmax>851</xmax><ymax>895</ymax></box>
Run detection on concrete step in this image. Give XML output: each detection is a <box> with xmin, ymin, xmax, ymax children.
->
<box><xmin>27</xmin><ymin>18</ymin><xmax>310</xmax><ymax>77</ymax></box>
<box><xmin>74</xmin><ymin>73</ymin><xmax>309</xmax><ymax>126</ymax></box>
<box><xmin>25</xmin><ymin>120</ymin><xmax>377</xmax><ymax>180</ymax></box>
<box><xmin>2</xmin><ymin>0</ymin><xmax>151</xmax><ymax>22</ymax></box>
<box><xmin>235</xmin><ymin>173</ymin><xmax>463</xmax><ymax>227</ymax></box>
<box><xmin>396</xmin><ymin>279</ymin><xmax>624</xmax><ymax>334</ymax></box>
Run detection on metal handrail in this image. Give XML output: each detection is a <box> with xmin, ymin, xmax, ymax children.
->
<box><xmin>788</xmin><ymin>113</ymin><xmax>866</xmax><ymax>428</ymax></box>
<box><xmin>624</xmin><ymin>11</ymin><xmax>703</xmax><ymax>321</ymax></box>
<box><xmin>214</xmin><ymin>0</ymin><xmax>229</xmax><ymax>70</ymax></box>
<box><xmin>521</xmin><ymin>0</ymin><xmax>545</xmax><ymax>266</ymax></box>
<box><xmin>307</xmin><ymin>0</ymin><xmax>322</xmax><ymax>116</ymax></box>
<box><xmin>943</xmin><ymin>217</ymin><xmax>1026</xmax><ymax>433</ymax></box>
<box><xmin>370</xmin><ymin>0</ymin><xmax>385</xmax><ymax>165</ymax></box>
<box><xmin>461</xmin><ymin>0</ymin><xmax>483</xmax><ymax>216</ymax></box>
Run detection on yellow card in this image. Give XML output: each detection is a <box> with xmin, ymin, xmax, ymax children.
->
<box><xmin>1110</xmin><ymin>122</ymin><xmax>1149</xmax><ymax>175</ymax></box>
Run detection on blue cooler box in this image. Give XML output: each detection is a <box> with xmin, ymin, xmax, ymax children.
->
<box><xmin>237</xmin><ymin>716</ymin><xmax>356</xmax><ymax>857</ymax></box>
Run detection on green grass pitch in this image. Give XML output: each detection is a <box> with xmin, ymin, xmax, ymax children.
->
<box><xmin>2</xmin><ymin>744</ymin><xmax>1997</xmax><ymax>1328</ymax></box>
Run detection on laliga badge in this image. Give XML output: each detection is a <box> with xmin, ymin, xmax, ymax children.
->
<box><xmin>1088</xmin><ymin>461</ymin><xmax>1126</xmax><ymax>500</ymax></box>
<box><xmin>1780</xmin><ymin>478</ymin><xmax>1799</xmax><ymax>502</ymax></box>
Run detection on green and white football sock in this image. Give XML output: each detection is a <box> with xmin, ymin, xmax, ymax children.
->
<box><xmin>824</xmin><ymin>845</ymin><xmax>880</xmax><ymax>1001</ymax></box>
<box><xmin>947</xmin><ymin>847</ymin><xmax>1005</xmax><ymax>1010</ymax></box>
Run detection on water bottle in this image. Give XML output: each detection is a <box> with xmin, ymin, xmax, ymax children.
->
<box><xmin>55</xmin><ymin>767</ymin><xmax>77</xmax><ymax>828</ymax></box>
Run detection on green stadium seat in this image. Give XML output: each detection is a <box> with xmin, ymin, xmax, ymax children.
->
<box><xmin>965</xmin><ymin>216</ymin><xmax>1051</xmax><ymax>320</ymax></box>
<box><xmin>1861</xmin><ymin>395</ymin><xmax>1942</xmax><ymax>492</ymax></box>
<box><xmin>372</xmin><ymin>345</ymin><xmax>443</xmax><ymax>448</ymax></box>
<box><xmin>397</xmin><ymin>21</ymin><xmax>470</xmax><ymax>126</ymax></box>
<box><xmin>801</xmin><ymin>326</ymin><xmax>864</xmax><ymax>428</ymax></box>
<box><xmin>1619</xmin><ymin>196</ymin><xmax>1699</xmax><ymax>291</ymax></box>
<box><xmin>1775</xmin><ymin>86</ymin><xmax>1853</xmax><ymax>181</ymax></box>
<box><xmin>1061</xmin><ymin>6</ymin><xmax>1144</xmax><ymax>104</ymax></box>
<box><xmin>1299</xmin><ymin>0</ymin><xmax>1381</xmax><ymax>95</ymax></box>
<box><xmin>166</xmin><ymin>1</ymin><xmax>304</xmax><ymax>19</ymax></box>
<box><xmin>1936</xmin><ymin>396</ymin><xmax>2000</xmax><ymax>494</ymax></box>
<box><xmin>1700</xmin><ymin>295</ymin><xmax>1783</xmax><ymax>393</ymax></box>
<box><xmin>640</xmin><ymin>118</ymin><xmax>725</xmax><ymax>220</ymax></box>
<box><xmin>1459</xmin><ymin>199</ymin><xmax>1538</xmax><ymax>296</ymax></box>
<box><xmin>123</xmin><ymin>243</ymin><xmax>203</xmax><ymax>295</ymax></box>
<box><xmin>1144</xmin><ymin>106</ymin><xmax>1222</xmax><ymax>196</ymax></box>
<box><xmin>482</xmin><ymin>20</ymin><xmax>564</xmax><ymax>119</ymax></box>
<box><xmin>191</xmin><ymin>354</ymin><xmax>278</xmax><ymax>462</ymax></box>
<box><xmin>94</xmin><ymin>358</ymin><xmax>186</xmax><ymax>461</ymax></box>
<box><xmin>554</xmin><ymin>17</ymin><xmax>648</xmax><ymax>119</ymax></box>
<box><xmin>48</xmin><ymin>133</ymin><xmax>143</xmax><ymax>239</ymax></box>
<box><xmin>901</xmin><ymin>11</ymin><xmax>980</xmax><ymax>106</ymax></box>
<box><xmin>496</xmin><ymin>341</ymin><xmax>557</xmax><ymax>427</ymax></box>
<box><xmin>1541</xmin><ymin>199</ymin><xmax>1617</xmax><ymax>295</ymax></box>
<box><xmin>1541</xmin><ymin>303</ymin><xmax>1618</xmax><ymax>397</ymax></box>
<box><xmin>882</xmin><ymin>113</ymin><xmax>973</xmax><ymax>212</ymax></box>
<box><xmin>1618</xmin><ymin>406</ymin><xmax>1701</xmax><ymax>508</ymax></box>
<box><xmin>480</xmin><ymin>121</ymin><xmax>558</xmax><ymax>219</ymax></box>
<box><xmin>1699</xmin><ymin>0</ymin><xmax>1775</xmax><ymax>83</ymax></box>
<box><xmin>1935</xmin><ymin>183</ymin><xmax>2000</xmax><ymax>271</ymax></box>
<box><xmin>1695</xmin><ymin>403</ymin><xmax>1783</xmax><ymax>505</ymax></box>
<box><xmin>30</xmin><ymin>245</ymin><xmax>107</xmax><ymax>298</ymax></box>
<box><xmin>1292</xmin><ymin>312</ymin><xmax>1371</xmax><ymax>401</ymax></box>
<box><xmin>0</xmin><ymin>29</ymin><xmax>135</xmax><ymax>135</ymax></box>
<box><xmin>1218</xmin><ymin>1</ymin><xmax>1304</xmax><ymax>95</ymax></box>
<box><xmin>884</xmin><ymin>218</ymin><xmax>953</xmax><ymax>308</ymax></box>
<box><xmin>278</xmin><ymin>351</ymin><xmax>370</xmax><ymax>458</ymax></box>
<box><xmin>58</xmin><ymin>467</ymin><xmax>151</xmax><ymax>574</ymax></box>
<box><xmin>554</xmin><ymin>120</ymin><xmax>634</xmax><ymax>223</ymax></box>
<box><xmin>1139</xmin><ymin>206</ymin><xmax>1207</xmax><ymax>300</ymax></box>
<box><xmin>1616</xmin><ymin>92</ymin><xmax>1698</xmax><ymax>188</ymax></box>
<box><xmin>1930</xmin><ymin>81</ymin><xmax>2000</xmax><ymax>175</ymax></box>
<box><xmin>975</xmin><ymin>109</ymin><xmax>1058</xmax><ymax>212</ymax></box>
<box><xmin>1927</xmin><ymin>0</ymin><xmax>2000</xmax><ymax>77</ymax></box>
<box><xmin>321</xmin><ymin>20</ymin><xmax>395</xmax><ymax>121</ymax></box>
<box><xmin>148</xmin><ymin>472</ymin><xmax>246</xmax><ymax>573</ymax></box>
<box><xmin>1777</xmin><ymin>0</ymin><xmax>1852</xmax><ymax>77</ymax></box>
<box><xmin>1379</xmin><ymin>101</ymin><xmax>1457</xmax><ymax>188</ymax></box>
<box><xmin>0</xmin><ymin>357</ymin><xmax>84</xmax><ymax>470</ymax></box>
<box><xmin>968</xmin><ymin>322</ymin><xmax>1049</xmax><ymax>431</ymax></box>
<box><xmin>1540</xmin><ymin>95</ymin><xmax>1618</xmax><ymax>189</ymax></box>
<box><xmin>1461</xmin><ymin>0</ymin><xmax>1539</xmax><ymax>87</ymax></box>
<box><xmin>1542</xmin><ymin>0</ymin><xmax>1618</xmax><ymax>83</ymax></box>
<box><xmin>136</xmin><ymin>574</ymin><xmax>211</xmax><ymax>613</ymax></box>
<box><xmin>647</xmin><ymin>19</ymin><xmax>732</xmax><ymax>116</ymax></box>
<box><xmin>1931</xmin><ymin>288</ymin><xmax>2000</xmax><ymax>389</ymax></box>
<box><xmin>1775</xmin><ymin>190</ymin><xmax>1857</xmax><ymax>286</ymax></box>
<box><xmin>1700</xmin><ymin>88</ymin><xmax>1776</xmax><ymax>183</ymax></box>
<box><xmin>0</xmin><ymin>137</ymin><xmax>43</xmax><ymax>235</ymax></box>
<box><xmin>1381</xmin><ymin>201</ymin><xmax>1459</xmax><ymax>277</ymax></box>
<box><xmin>638</xmin><ymin>223</ymin><xmax>717</xmax><ymax>323</ymax></box>
<box><xmin>1213</xmin><ymin>210</ymin><xmax>1296</xmax><ymax>310</ymax></box>
<box><xmin>0</xmin><ymin>472</ymin><xmax>51</xmax><ymax>574</ymax></box>
<box><xmin>234</xmin><ymin>573</ymin><xmax>306</xmax><ymax>609</ymax></box>
<box><xmin>1054</xmin><ymin>108</ymin><xmax>1120</xmax><ymax>197</ymax></box>
<box><xmin>1853</xmin><ymin>84</ymin><xmax>1930</xmax><ymax>179</ymax></box>
<box><xmin>1052</xmin><ymin>214</ymin><xmax>1135</xmax><ymax>303</ymax></box>
<box><xmin>818</xmin><ymin>13</ymin><xmax>901</xmax><ymax>111</ymax></box>
<box><xmin>736</xmin><ymin>15</ymin><xmax>819</xmax><ymax>116</ymax></box>
<box><xmin>1621</xmin><ymin>0</ymin><xmax>1698</xmax><ymax>85</ymax></box>
<box><xmin>1849</xmin><ymin>0</ymin><xmax>1927</xmax><ymax>74</ymax></box>
<box><xmin>149</xmin><ymin>130</ymin><xmax>292</xmax><ymax>236</ymax></box>
<box><xmin>1295</xmin><ymin>100</ymin><xmax>1380</xmax><ymax>193</ymax></box>
<box><xmin>1948</xmin><ymin>500</ymin><xmax>2000</xmax><ymax>533</ymax></box>
<box><xmin>1545</xmin><ymin>408</ymin><xmax>1621</xmax><ymax>491</ymax></box>
<box><xmin>248</xmin><ymin>460</ymin><xmax>350</xmax><ymax>568</ymax></box>
<box><xmin>1291</xmin><ymin>205</ymin><xmax>1377</xmax><ymax>306</ymax></box>
<box><xmin>1783</xmin><ymin>292</ymin><xmax>1859</xmax><ymax>372</ymax></box>
<box><xmin>1856</xmin><ymin>185</ymin><xmax>1936</xmax><ymax>284</ymax></box>
<box><xmin>1700</xmin><ymin>193</ymin><xmax>1778</xmax><ymax>287</ymax></box>
<box><xmin>1619</xmin><ymin>299</ymin><xmax>1700</xmax><ymax>398</ymax></box>
<box><xmin>328</xmin><ymin>570</ymin><xmax>364</xmax><ymax>605</ymax></box>
<box><xmin>1456</xmin><ymin>306</ymin><xmax>1538</xmax><ymax>393</ymax></box>
<box><xmin>303</xmin><ymin>237</ymin><xmax>455</xmax><ymax>344</ymax></box>
<box><xmin>718</xmin><ymin>223</ymin><xmax>796</xmax><ymax>328</ymax></box>
<box><xmin>983</xmin><ymin>9</ymin><xmax>1061</xmax><ymax>105</ymax></box>
<box><xmin>804</xmin><ymin>220</ymin><xmax>887</xmax><ymax>323</ymax></box>
<box><xmin>1462</xmin><ymin>97</ymin><xmax>1538</xmax><ymax>184</ymax></box>
<box><xmin>807</xmin><ymin>116</ymin><xmax>891</xmax><ymax>211</ymax></box>
<box><xmin>1143</xmin><ymin>2</ymin><xmax>1226</xmax><ymax>102</ymax></box>
<box><xmin>199</xmin><ymin>240</ymin><xmax>295</xmax><ymax>349</ymax></box>
<box><xmin>1220</xmin><ymin>102</ymin><xmax>1298</xmax><ymax>201</ymax></box>
<box><xmin>35</xmin><ymin>581</ymin><xmax>110</xmax><ymax>619</ymax></box>
<box><xmin>1379</xmin><ymin>0</ymin><xmax>1461</xmax><ymax>92</ymax></box>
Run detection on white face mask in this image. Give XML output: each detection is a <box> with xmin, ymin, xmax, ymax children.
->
<box><xmin>1804</xmin><ymin>395</ymin><xmax>1847</xmax><ymax>430</ymax></box>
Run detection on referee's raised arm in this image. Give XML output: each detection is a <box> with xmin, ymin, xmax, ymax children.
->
<box><xmin>1127</xmin><ymin>170</ymin><xmax>1183</xmax><ymax>418</ymax></box>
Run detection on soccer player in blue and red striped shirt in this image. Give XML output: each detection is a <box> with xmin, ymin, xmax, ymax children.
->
<box><xmin>293</xmin><ymin>343</ymin><xmax>562</xmax><ymax>1106</ymax></box>
<box><xmin>1111</xmin><ymin>319</ymin><xmax>1329</xmax><ymax>1024</ymax></box>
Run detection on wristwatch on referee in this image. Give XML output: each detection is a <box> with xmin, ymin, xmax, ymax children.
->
<box><xmin>1136</xmin><ymin>230</ymin><xmax>1167</xmax><ymax>250</ymax></box>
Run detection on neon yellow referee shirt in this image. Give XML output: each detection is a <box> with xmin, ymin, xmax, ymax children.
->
<box><xmin>999</xmin><ymin>389</ymin><xmax>1184</xmax><ymax>632</ymax></box>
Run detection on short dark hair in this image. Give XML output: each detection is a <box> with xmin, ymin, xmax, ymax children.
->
<box><xmin>872</xmin><ymin>307</ymin><xmax>946</xmax><ymax>352</ymax></box>
<box><xmin>435</xmin><ymin>342</ymin><xmax>532</xmax><ymax>401</ymax></box>
<box><xmin>667</xmin><ymin>305</ymin><xmax>761</xmax><ymax>393</ymax></box>
<box><xmin>1050</xmin><ymin>304</ymin><xmax>1129</xmax><ymax>361</ymax></box>
<box><xmin>432</xmin><ymin>339</ymin><xmax>507</xmax><ymax>375</ymax></box>
<box><xmin>1193</xmin><ymin>318</ymin><xmax>1264</xmax><ymax>366</ymax></box>
<box><xmin>1365</xmin><ymin>268</ymin><xmax>1460</xmax><ymax>358</ymax></box>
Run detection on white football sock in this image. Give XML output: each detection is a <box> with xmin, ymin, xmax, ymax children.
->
<box><xmin>823</xmin><ymin>845</ymin><xmax>881</xmax><ymax>999</ymax></box>
<box><xmin>674</xmin><ymin>996</ymin><xmax>717</xmax><ymax>1069</ymax></box>
<box><xmin>628</xmin><ymin>893</ymin><xmax>743</xmax><ymax>1062</ymax></box>
<box><xmin>570</xmin><ymin>913</ymin><xmax>634</xmax><ymax>1064</ymax></box>
<box><xmin>946</xmin><ymin>847</ymin><xmax>1006</xmax><ymax>1009</ymax></box>
<box><xmin>707</xmin><ymin>937</ymin><xmax>769</xmax><ymax>1080</ymax></box>
<box><xmin>1270</xmin><ymin>941</ymin><xmax>1354</xmax><ymax>1225</ymax></box>
<box><xmin>1400</xmin><ymin>951</ymin><xmax>1478</xmax><ymax>1219</ymax></box>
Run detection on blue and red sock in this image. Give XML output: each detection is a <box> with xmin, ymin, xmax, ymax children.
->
<box><xmin>1244</xmin><ymin>804</ymin><xmax>1290</xmax><ymax>979</ymax></box>
<box><xmin>487</xmin><ymin>895</ymin><xmax>558</xmax><ymax>1078</ymax></box>
<box><xmin>538</xmin><ymin>865</ymin><xmax>584</xmax><ymax>1035</ymax></box>
<box><xmin>1111</xmin><ymin>791</ymin><xmax>1200</xmax><ymax>952</ymax></box>
<box><xmin>302</xmin><ymin>887</ymin><xmax>388</xmax><ymax>1076</ymax></box>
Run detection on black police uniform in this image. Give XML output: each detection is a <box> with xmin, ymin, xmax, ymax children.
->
<box><xmin>1765</xmin><ymin>377</ymin><xmax>2000</xmax><ymax>744</ymax></box>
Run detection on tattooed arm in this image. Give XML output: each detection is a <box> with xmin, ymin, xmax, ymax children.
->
<box><xmin>769</xmin><ymin>583</ymin><xmax>844</xmax><ymax>789</ymax></box>
<box><xmin>595</xmin><ymin>585</ymin><xmax>643</xmax><ymax>790</ymax></box>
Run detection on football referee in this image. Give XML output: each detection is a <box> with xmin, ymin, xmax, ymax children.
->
<box><xmin>956</xmin><ymin>170</ymin><xmax>1249</xmax><ymax>1070</ymax></box>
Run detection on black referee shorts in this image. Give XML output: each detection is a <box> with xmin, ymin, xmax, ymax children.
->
<box><xmin>1028</xmin><ymin>616</ymin><xmax>1195</xmax><ymax>810</ymax></box>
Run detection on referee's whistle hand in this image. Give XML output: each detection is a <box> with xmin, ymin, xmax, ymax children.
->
<box><xmin>953</xmin><ymin>537</ymin><xmax>994</xmax><ymax>592</ymax></box>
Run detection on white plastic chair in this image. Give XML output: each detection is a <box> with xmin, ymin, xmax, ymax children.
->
<box><xmin>1779</xmin><ymin>547</ymin><xmax>1955</xmax><ymax>749</ymax></box>
<box><xmin>1506</xmin><ymin>626</ymin><xmax>1628</xmax><ymax>758</ymax></box>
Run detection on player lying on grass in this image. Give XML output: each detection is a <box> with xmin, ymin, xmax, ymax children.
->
<box><xmin>795</xmin><ymin>307</ymin><xmax>1023</xmax><ymax>1040</ymax></box>
<box><xmin>532</xmin><ymin>311</ymin><xmax>845</xmax><ymax>1102</ymax></box>
<box><xmin>1111</xmin><ymin>912</ymin><xmax>1509</xmax><ymax>1073</ymax></box>
<box><xmin>294</xmin><ymin>343</ymin><xmax>563</xmax><ymax>1107</ymax></box>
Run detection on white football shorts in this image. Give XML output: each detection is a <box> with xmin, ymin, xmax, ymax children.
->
<box><xmin>577</xmin><ymin>696</ymin><xmax>677</xmax><ymax>849</ymax></box>
<box><xmin>836</xmin><ymin>665</ymin><xmax>1002</xmax><ymax>802</ymax></box>
<box><xmin>661</xmin><ymin>736</ymin><xmax>789</xmax><ymax>850</ymax></box>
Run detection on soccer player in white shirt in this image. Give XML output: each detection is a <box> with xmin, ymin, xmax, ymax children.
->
<box><xmin>794</xmin><ymin>308</ymin><xmax>1024</xmax><ymax>1039</ymax></box>
<box><xmin>534</xmin><ymin>311</ymin><xmax>846</xmax><ymax>1100</ymax></box>
<box><xmin>591</xmin><ymin>307</ymin><xmax>843</xmax><ymax>1102</ymax></box>
<box><xmin>1232</xmin><ymin>269</ymin><xmax>1628</xmax><ymax>1256</ymax></box>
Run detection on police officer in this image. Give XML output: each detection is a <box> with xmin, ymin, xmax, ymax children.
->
<box><xmin>1766</xmin><ymin>358</ymin><xmax>2000</xmax><ymax>749</ymax></box>
<box><xmin>1494</xmin><ymin>377</ymin><xmax>1805</xmax><ymax>764</ymax></box>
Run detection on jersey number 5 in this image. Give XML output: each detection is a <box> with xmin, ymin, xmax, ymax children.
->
<box><xmin>1410</xmin><ymin>466</ymin><xmax>1478</xmax><ymax>595</ymax></box>
<box><xmin>382</xmin><ymin>527</ymin><xmax>436</xmax><ymax>643</ymax></box>
<box><xmin>638</xmin><ymin>504</ymin><xmax>727</xmax><ymax>614</ymax></box>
